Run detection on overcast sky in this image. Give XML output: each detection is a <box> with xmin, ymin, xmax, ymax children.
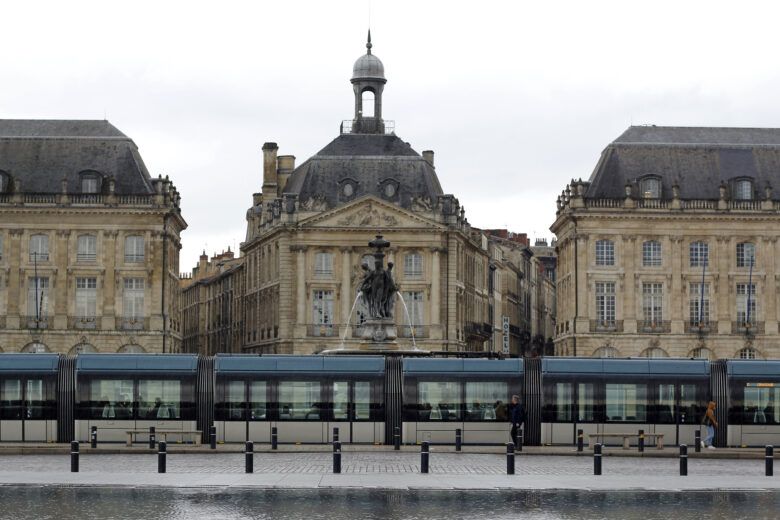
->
<box><xmin>3</xmin><ymin>0</ymin><xmax>780</xmax><ymax>270</ymax></box>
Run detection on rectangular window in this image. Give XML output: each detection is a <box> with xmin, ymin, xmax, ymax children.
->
<box><xmin>225</xmin><ymin>380</ymin><xmax>245</xmax><ymax>420</ymax></box>
<box><xmin>0</xmin><ymin>379</ymin><xmax>21</xmax><ymax>420</ymax></box>
<box><xmin>125</xmin><ymin>235</ymin><xmax>145</xmax><ymax>263</ymax></box>
<box><xmin>642</xmin><ymin>283</ymin><xmax>663</xmax><ymax>325</ymax></box>
<box><xmin>737</xmin><ymin>242</ymin><xmax>755</xmax><ymax>268</ymax></box>
<box><xmin>736</xmin><ymin>283</ymin><xmax>757</xmax><ymax>328</ymax></box>
<box><xmin>680</xmin><ymin>384</ymin><xmax>700</xmax><ymax>425</ymax></box>
<box><xmin>606</xmin><ymin>383</ymin><xmax>647</xmax><ymax>422</ymax></box>
<box><xmin>690</xmin><ymin>242</ymin><xmax>709</xmax><ymax>268</ymax></box>
<box><xmin>642</xmin><ymin>241</ymin><xmax>662</xmax><ymax>267</ymax></box>
<box><xmin>595</xmin><ymin>240</ymin><xmax>614</xmax><ymax>266</ymax></box>
<box><xmin>314</xmin><ymin>252</ymin><xmax>333</xmax><ymax>276</ymax></box>
<box><xmin>27</xmin><ymin>277</ymin><xmax>50</xmax><ymax>317</ymax></box>
<box><xmin>553</xmin><ymin>382</ymin><xmax>572</xmax><ymax>421</ymax></box>
<box><xmin>402</xmin><ymin>291</ymin><xmax>424</xmax><ymax>337</ymax></box>
<box><xmin>688</xmin><ymin>283</ymin><xmax>710</xmax><ymax>327</ymax></box>
<box><xmin>656</xmin><ymin>384</ymin><xmax>675</xmax><ymax>424</ymax></box>
<box><xmin>75</xmin><ymin>277</ymin><xmax>97</xmax><ymax>317</ymax></box>
<box><xmin>77</xmin><ymin>235</ymin><xmax>97</xmax><ymax>262</ymax></box>
<box><xmin>595</xmin><ymin>282</ymin><xmax>616</xmax><ymax>325</ymax></box>
<box><xmin>89</xmin><ymin>379</ymin><xmax>134</xmax><ymax>419</ymax></box>
<box><xmin>578</xmin><ymin>383</ymin><xmax>596</xmax><ymax>422</ymax></box>
<box><xmin>312</xmin><ymin>290</ymin><xmax>334</xmax><ymax>336</ymax></box>
<box><xmin>404</xmin><ymin>253</ymin><xmax>423</xmax><ymax>277</ymax></box>
<box><xmin>743</xmin><ymin>385</ymin><xmax>780</xmax><ymax>425</ymax></box>
<box><xmin>30</xmin><ymin>234</ymin><xmax>49</xmax><ymax>262</ymax></box>
<box><xmin>123</xmin><ymin>278</ymin><xmax>145</xmax><ymax>319</ymax></box>
<box><xmin>81</xmin><ymin>177</ymin><xmax>98</xmax><ymax>193</ymax></box>
<box><xmin>354</xmin><ymin>381</ymin><xmax>371</xmax><ymax>421</ymax></box>
<box><xmin>249</xmin><ymin>381</ymin><xmax>267</xmax><ymax>420</ymax></box>
<box><xmin>333</xmin><ymin>381</ymin><xmax>349</xmax><ymax>421</ymax></box>
<box><xmin>138</xmin><ymin>380</ymin><xmax>182</xmax><ymax>419</ymax></box>
<box><xmin>278</xmin><ymin>381</ymin><xmax>322</xmax><ymax>420</ymax></box>
<box><xmin>465</xmin><ymin>381</ymin><xmax>507</xmax><ymax>422</ymax></box>
<box><xmin>418</xmin><ymin>381</ymin><xmax>461</xmax><ymax>421</ymax></box>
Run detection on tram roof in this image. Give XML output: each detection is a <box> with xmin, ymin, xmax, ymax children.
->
<box><xmin>76</xmin><ymin>354</ymin><xmax>198</xmax><ymax>374</ymax></box>
<box><xmin>0</xmin><ymin>353</ymin><xmax>59</xmax><ymax>374</ymax></box>
<box><xmin>402</xmin><ymin>358</ymin><xmax>523</xmax><ymax>375</ymax></box>
<box><xmin>215</xmin><ymin>355</ymin><xmax>386</xmax><ymax>375</ymax></box>
<box><xmin>542</xmin><ymin>358</ymin><xmax>710</xmax><ymax>376</ymax></box>
<box><xmin>727</xmin><ymin>359</ymin><xmax>780</xmax><ymax>376</ymax></box>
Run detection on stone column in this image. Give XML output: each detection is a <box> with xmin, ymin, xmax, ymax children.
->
<box><xmin>763</xmin><ymin>236</ymin><xmax>777</xmax><ymax>335</ymax></box>
<box><xmin>54</xmin><ymin>230</ymin><xmax>70</xmax><ymax>329</ymax></box>
<box><xmin>340</xmin><ymin>246</ymin><xmax>352</xmax><ymax>338</ymax></box>
<box><xmin>716</xmin><ymin>236</ymin><xmax>731</xmax><ymax>334</ymax></box>
<box><xmin>623</xmin><ymin>235</ymin><xmax>636</xmax><ymax>333</ymax></box>
<box><xmin>669</xmin><ymin>236</ymin><xmax>683</xmax><ymax>334</ymax></box>
<box><xmin>430</xmin><ymin>247</ymin><xmax>442</xmax><ymax>339</ymax></box>
<box><xmin>574</xmin><ymin>233</ymin><xmax>590</xmax><ymax>335</ymax></box>
<box><xmin>102</xmin><ymin>230</ymin><xmax>117</xmax><ymax>330</ymax></box>
<box><xmin>6</xmin><ymin>229</ymin><xmax>23</xmax><ymax>328</ymax></box>
<box><xmin>291</xmin><ymin>245</ymin><xmax>307</xmax><ymax>337</ymax></box>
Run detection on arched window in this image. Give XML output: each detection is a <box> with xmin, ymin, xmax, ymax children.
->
<box><xmin>69</xmin><ymin>343</ymin><xmax>98</xmax><ymax>355</ymax></box>
<box><xmin>593</xmin><ymin>346</ymin><xmax>618</xmax><ymax>358</ymax></box>
<box><xmin>640</xmin><ymin>347</ymin><xmax>668</xmax><ymax>358</ymax></box>
<box><xmin>361</xmin><ymin>90</ymin><xmax>375</xmax><ymax>117</ymax></box>
<box><xmin>689</xmin><ymin>347</ymin><xmax>713</xmax><ymax>360</ymax></box>
<box><xmin>738</xmin><ymin>347</ymin><xmax>759</xmax><ymax>359</ymax></box>
<box><xmin>22</xmin><ymin>342</ymin><xmax>48</xmax><ymax>353</ymax></box>
<box><xmin>118</xmin><ymin>344</ymin><xmax>146</xmax><ymax>353</ymax></box>
<box><xmin>734</xmin><ymin>179</ymin><xmax>753</xmax><ymax>200</ymax></box>
<box><xmin>641</xmin><ymin>178</ymin><xmax>661</xmax><ymax>199</ymax></box>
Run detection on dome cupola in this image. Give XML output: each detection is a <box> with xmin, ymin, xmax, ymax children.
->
<box><xmin>350</xmin><ymin>30</ymin><xmax>387</xmax><ymax>134</ymax></box>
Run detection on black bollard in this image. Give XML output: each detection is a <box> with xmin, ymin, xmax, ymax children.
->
<box><xmin>516</xmin><ymin>427</ymin><xmax>523</xmax><ymax>452</ymax></box>
<box><xmin>246</xmin><ymin>441</ymin><xmax>254</xmax><ymax>473</ymax></box>
<box><xmin>638</xmin><ymin>429</ymin><xmax>644</xmax><ymax>453</ymax></box>
<box><xmin>333</xmin><ymin>441</ymin><xmax>341</xmax><ymax>474</ymax></box>
<box><xmin>506</xmin><ymin>442</ymin><xmax>515</xmax><ymax>475</ymax></box>
<box><xmin>70</xmin><ymin>441</ymin><xmax>79</xmax><ymax>473</ymax></box>
<box><xmin>680</xmin><ymin>444</ymin><xmax>688</xmax><ymax>476</ymax></box>
<box><xmin>594</xmin><ymin>443</ymin><xmax>602</xmax><ymax>475</ymax></box>
<box><xmin>90</xmin><ymin>426</ymin><xmax>97</xmax><ymax>448</ymax></box>
<box><xmin>695</xmin><ymin>429</ymin><xmax>701</xmax><ymax>453</ymax></box>
<box><xmin>455</xmin><ymin>428</ymin><xmax>462</xmax><ymax>452</ymax></box>
<box><xmin>158</xmin><ymin>441</ymin><xmax>167</xmax><ymax>474</ymax></box>
<box><xmin>394</xmin><ymin>427</ymin><xmax>400</xmax><ymax>451</ymax></box>
<box><xmin>149</xmin><ymin>426</ymin><xmax>156</xmax><ymax>449</ymax></box>
<box><xmin>333</xmin><ymin>427</ymin><xmax>339</xmax><ymax>443</ymax></box>
<box><xmin>271</xmin><ymin>426</ymin><xmax>278</xmax><ymax>450</ymax></box>
<box><xmin>210</xmin><ymin>425</ymin><xmax>216</xmax><ymax>450</ymax></box>
<box><xmin>577</xmin><ymin>429</ymin><xmax>584</xmax><ymax>452</ymax></box>
<box><xmin>766</xmin><ymin>446</ymin><xmax>774</xmax><ymax>477</ymax></box>
<box><xmin>421</xmin><ymin>441</ymin><xmax>430</xmax><ymax>474</ymax></box>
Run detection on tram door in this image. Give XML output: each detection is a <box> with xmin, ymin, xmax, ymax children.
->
<box><xmin>330</xmin><ymin>380</ymin><xmax>374</xmax><ymax>443</ymax></box>
<box><xmin>0</xmin><ymin>378</ymin><xmax>48</xmax><ymax>441</ymax></box>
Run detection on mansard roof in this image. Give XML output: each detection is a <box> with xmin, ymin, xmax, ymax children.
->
<box><xmin>586</xmin><ymin>126</ymin><xmax>780</xmax><ymax>200</ymax></box>
<box><xmin>0</xmin><ymin>119</ymin><xmax>155</xmax><ymax>194</ymax></box>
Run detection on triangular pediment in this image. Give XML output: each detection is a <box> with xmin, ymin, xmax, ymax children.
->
<box><xmin>298</xmin><ymin>196</ymin><xmax>445</xmax><ymax>230</ymax></box>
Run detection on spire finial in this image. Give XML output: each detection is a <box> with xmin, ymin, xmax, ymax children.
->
<box><xmin>366</xmin><ymin>29</ymin><xmax>372</xmax><ymax>55</ymax></box>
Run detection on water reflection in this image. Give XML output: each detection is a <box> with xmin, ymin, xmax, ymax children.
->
<box><xmin>0</xmin><ymin>488</ymin><xmax>777</xmax><ymax>520</ymax></box>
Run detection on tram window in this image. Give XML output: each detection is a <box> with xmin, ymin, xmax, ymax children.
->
<box><xmin>577</xmin><ymin>383</ymin><xmax>596</xmax><ymax>422</ymax></box>
<box><xmin>418</xmin><ymin>382</ymin><xmax>461</xmax><ymax>421</ymax></box>
<box><xmin>606</xmin><ymin>383</ymin><xmax>647</xmax><ymax>422</ymax></box>
<box><xmin>0</xmin><ymin>379</ymin><xmax>21</xmax><ymax>420</ymax></box>
<box><xmin>355</xmin><ymin>381</ymin><xmax>371</xmax><ymax>420</ymax></box>
<box><xmin>679</xmin><ymin>384</ymin><xmax>699</xmax><ymax>425</ymax></box>
<box><xmin>278</xmin><ymin>381</ymin><xmax>322</xmax><ymax>420</ymax></box>
<box><xmin>553</xmin><ymin>382</ymin><xmax>573</xmax><ymax>421</ymax></box>
<box><xmin>656</xmin><ymin>384</ymin><xmax>675</xmax><ymax>424</ymax></box>
<box><xmin>743</xmin><ymin>385</ymin><xmax>780</xmax><ymax>425</ymax></box>
<box><xmin>25</xmin><ymin>379</ymin><xmax>45</xmax><ymax>420</ymax></box>
<box><xmin>138</xmin><ymin>380</ymin><xmax>182</xmax><ymax>420</ymax></box>
<box><xmin>249</xmin><ymin>381</ymin><xmax>267</xmax><ymax>420</ymax></box>
<box><xmin>225</xmin><ymin>380</ymin><xmax>245</xmax><ymax>420</ymax></box>
<box><xmin>89</xmin><ymin>379</ymin><xmax>133</xmax><ymax>419</ymax></box>
<box><xmin>465</xmin><ymin>382</ymin><xmax>507</xmax><ymax>421</ymax></box>
<box><xmin>333</xmin><ymin>381</ymin><xmax>349</xmax><ymax>421</ymax></box>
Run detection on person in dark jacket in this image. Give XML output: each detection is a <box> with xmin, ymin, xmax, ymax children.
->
<box><xmin>510</xmin><ymin>395</ymin><xmax>524</xmax><ymax>448</ymax></box>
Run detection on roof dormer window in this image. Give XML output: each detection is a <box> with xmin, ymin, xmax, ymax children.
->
<box><xmin>641</xmin><ymin>177</ymin><xmax>661</xmax><ymax>199</ymax></box>
<box><xmin>734</xmin><ymin>179</ymin><xmax>753</xmax><ymax>200</ymax></box>
<box><xmin>0</xmin><ymin>171</ymin><xmax>9</xmax><ymax>193</ymax></box>
<box><xmin>79</xmin><ymin>172</ymin><xmax>102</xmax><ymax>194</ymax></box>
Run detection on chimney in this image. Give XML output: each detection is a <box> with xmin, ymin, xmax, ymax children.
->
<box><xmin>276</xmin><ymin>154</ymin><xmax>296</xmax><ymax>194</ymax></box>
<box><xmin>422</xmin><ymin>150</ymin><xmax>434</xmax><ymax>167</ymax></box>
<box><xmin>262</xmin><ymin>142</ymin><xmax>279</xmax><ymax>187</ymax></box>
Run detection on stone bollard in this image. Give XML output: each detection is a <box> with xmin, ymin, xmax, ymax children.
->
<box><xmin>455</xmin><ymin>428</ymin><xmax>462</xmax><ymax>452</ymax></box>
<box><xmin>577</xmin><ymin>429</ymin><xmax>584</xmax><ymax>452</ymax></box>
<box><xmin>394</xmin><ymin>427</ymin><xmax>400</xmax><ymax>451</ymax></box>
<box><xmin>695</xmin><ymin>429</ymin><xmax>701</xmax><ymax>453</ymax></box>
<box><xmin>506</xmin><ymin>442</ymin><xmax>515</xmax><ymax>475</ymax></box>
<box><xmin>149</xmin><ymin>426</ymin><xmax>156</xmax><ymax>449</ymax></box>
<box><xmin>246</xmin><ymin>441</ymin><xmax>254</xmax><ymax>473</ymax></box>
<box><xmin>638</xmin><ymin>429</ymin><xmax>644</xmax><ymax>453</ymax></box>
<box><xmin>271</xmin><ymin>426</ymin><xmax>278</xmax><ymax>450</ymax></box>
<box><xmin>90</xmin><ymin>426</ymin><xmax>97</xmax><ymax>449</ymax></box>
<box><xmin>680</xmin><ymin>444</ymin><xmax>688</xmax><ymax>476</ymax></box>
<box><xmin>333</xmin><ymin>427</ymin><xmax>339</xmax><ymax>443</ymax></box>
<box><xmin>421</xmin><ymin>442</ymin><xmax>430</xmax><ymax>474</ymax></box>
<box><xmin>333</xmin><ymin>441</ymin><xmax>341</xmax><ymax>474</ymax></box>
<box><xmin>594</xmin><ymin>443</ymin><xmax>602</xmax><ymax>475</ymax></box>
<box><xmin>71</xmin><ymin>441</ymin><xmax>79</xmax><ymax>473</ymax></box>
<box><xmin>767</xmin><ymin>446</ymin><xmax>774</xmax><ymax>477</ymax></box>
<box><xmin>210</xmin><ymin>425</ymin><xmax>217</xmax><ymax>450</ymax></box>
<box><xmin>158</xmin><ymin>441</ymin><xmax>167</xmax><ymax>474</ymax></box>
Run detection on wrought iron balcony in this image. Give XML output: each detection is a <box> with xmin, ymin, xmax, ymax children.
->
<box><xmin>24</xmin><ymin>315</ymin><xmax>49</xmax><ymax>329</ymax></box>
<box><xmin>117</xmin><ymin>317</ymin><xmax>148</xmax><ymax>330</ymax></box>
<box><xmin>589</xmin><ymin>319</ymin><xmax>623</xmax><ymax>332</ymax></box>
<box><xmin>70</xmin><ymin>316</ymin><xmax>100</xmax><ymax>329</ymax></box>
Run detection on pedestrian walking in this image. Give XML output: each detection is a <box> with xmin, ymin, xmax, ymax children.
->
<box><xmin>510</xmin><ymin>395</ymin><xmax>524</xmax><ymax>451</ymax></box>
<box><xmin>701</xmin><ymin>401</ymin><xmax>718</xmax><ymax>449</ymax></box>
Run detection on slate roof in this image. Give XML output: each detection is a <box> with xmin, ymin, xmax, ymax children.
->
<box><xmin>0</xmin><ymin>119</ymin><xmax>155</xmax><ymax>194</ymax></box>
<box><xmin>283</xmin><ymin>133</ymin><xmax>443</xmax><ymax>210</ymax></box>
<box><xmin>586</xmin><ymin>126</ymin><xmax>780</xmax><ymax>200</ymax></box>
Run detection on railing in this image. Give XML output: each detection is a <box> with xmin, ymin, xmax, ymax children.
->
<box><xmin>464</xmin><ymin>321</ymin><xmax>491</xmax><ymax>338</ymax></box>
<box><xmin>585</xmin><ymin>199</ymin><xmax>622</xmax><ymax>208</ymax></box>
<box><xmin>29</xmin><ymin>253</ymin><xmax>49</xmax><ymax>262</ymax></box>
<box><xmin>24</xmin><ymin>194</ymin><xmax>57</xmax><ymax>204</ymax></box>
<box><xmin>307</xmin><ymin>323</ymin><xmax>336</xmax><ymax>337</ymax></box>
<box><xmin>117</xmin><ymin>317</ymin><xmax>148</xmax><ymax>330</ymax></box>
<box><xmin>24</xmin><ymin>315</ymin><xmax>49</xmax><ymax>329</ymax></box>
<box><xmin>589</xmin><ymin>319</ymin><xmax>624</xmax><ymax>332</ymax></box>
<box><xmin>729</xmin><ymin>200</ymin><xmax>761</xmax><ymax>211</ymax></box>
<box><xmin>641</xmin><ymin>320</ymin><xmax>670</xmax><ymax>333</ymax></box>
<box><xmin>733</xmin><ymin>321</ymin><xmax>765</xmax><ymax>334</ymax></box>
<box><xmin>0</xmin><ymin>193</ymin><xmax>158</xmax><ymax>207</ymax></box>
<box><xmin>340</xmin><ymin>119</ymin><xmax>395</xmax><ymax>135</ymax></box>
<box><xmin>124</xmin><ymin>254</ymin><xmax>145</xmax><ymax>263</ymax></box>
<box><xmin>70</xmin><ymin>194</ymin><xmax>104</xmax><ymax>205</ymax></box>
<box><xmin>684</xmin><ymin>321</ymin><xmax>712</xmax><ymax>334</ymax></box>
<box><xmin>638</xmin><ymin>199</ymin><xmax>668</xmax><ymax>209</ymax></box>
<box><xmin>77</xmin><ymin>253</ymin><xmax>97</xmax><ymax>262</ymax></box>
<box><xmin>118</xmin><ymin>195</ymin><xmax>154</xmax><ymax>205</ymax></box>
<box><xmin>69</xmin><ymin>316</ymin><xmax>100</xmax><ymax>329</ymax></box>
<box><xmin>401</xmin><ymin>325</ymin><xmax>430</xmax><ymax>338</ymax></box>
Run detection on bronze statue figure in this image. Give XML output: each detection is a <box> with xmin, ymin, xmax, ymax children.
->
<box><xmin>358</xmin><ymin>233</ymin><xmax>397</xmax><ymax>319</ymax></box>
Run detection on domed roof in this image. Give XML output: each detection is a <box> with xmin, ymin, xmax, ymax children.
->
<box><xmin>351</xmin><ymin>31</ymin><xmax>385</xmax><ymax>82</ymax></box>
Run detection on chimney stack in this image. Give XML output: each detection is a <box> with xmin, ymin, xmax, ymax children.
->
<box><xmin>422</xmin><ymin>150</ymin><xmax>434</xmax><ymax>167</ymax></box>
<box><xmin>262</xmin><ymin>142</ymin><xmax>279</xmax><ymax>187</ymax></box>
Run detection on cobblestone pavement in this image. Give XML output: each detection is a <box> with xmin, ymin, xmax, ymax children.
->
<box><xmin>0</xmin><ymin>453</ymin><xmax>769</xmax><ymax>477</ymax></box>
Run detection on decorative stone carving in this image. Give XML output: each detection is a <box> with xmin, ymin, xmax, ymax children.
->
<box><xmin>336</xmin><ymin>202</ymin><xmax>399</xmax><ymax>227</ymax></box>
<box><xmin>300</xmin><ymin>194</ymin><xmax>328</xmax><ymax>212</ymax></box>
<box><xmin>410</xmin><ymin>195</ymin><xmax>433</xmax><ymax>212</ymax></box>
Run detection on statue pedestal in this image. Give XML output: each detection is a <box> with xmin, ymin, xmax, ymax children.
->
<box><xmin>360</xmin><ymin>318</ymin><xmax>397</xmax><ymax>344</ymax></box>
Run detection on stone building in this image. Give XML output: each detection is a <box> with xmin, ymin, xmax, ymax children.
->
<box><xmin>552</xmin><ymin>126</ymin><xmax>780</xmax><ymax>359</ymax></box>
<box><xmin>238</xmin><ymin>36</ymin><xmax>495</xmax><ymax>354</ymax></box>
<box><xmin>0</xmin><ymin>120</ymin><xmax>186</xmax><ymax>354</ymax></box>
<box><xmin>180</xmin><ymin>249</ymin><xmax>244</xmax><ymax>355</ymax></box>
